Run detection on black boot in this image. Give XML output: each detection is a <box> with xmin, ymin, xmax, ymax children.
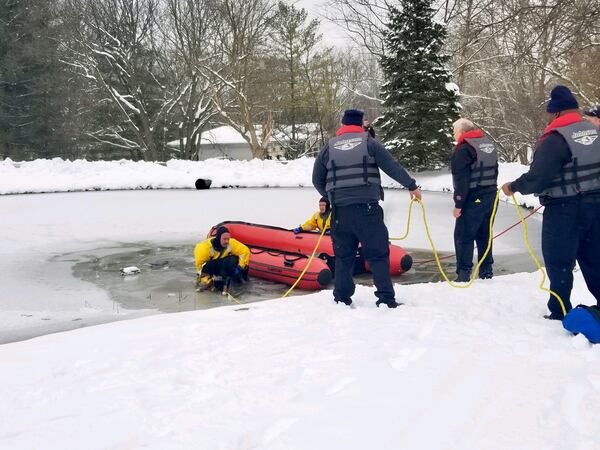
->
<box><xmin>376</xmin><ymin>298</ymin><xmax>403</xmax><ymax>308</ymax></box>
<box><xmin>544</xmin><ymin>312</ymin><xmax>564</xmax><ymax>321</ymax></box>
<box><xmin>479</xmin><ymin>266</ymin><xmax>493</xmax><ymax>280</ymax></box>
<box><xmin>454</xmin><ymin>270</ymin><xmax>471</xmax><ymax>283</ymax></box>
<box><xmin>334</xmin><ymin>297</ymin><xmax>352</xmax><ymax>306</ymax></box>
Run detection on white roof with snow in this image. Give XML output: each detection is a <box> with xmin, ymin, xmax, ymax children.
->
<box><xmin>199</xmin><ymin>126</ymin><xmax>250</xmax><ymax>145</ymax></box>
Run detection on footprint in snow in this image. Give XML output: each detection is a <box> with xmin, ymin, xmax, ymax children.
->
<box><xmin>560</xmin><ymin>383</ymin><xmax>598</xmax><ymax>437</ymax></box>
<box><xmin>326</xmin><ymin>377</ymin><xmax>356</xmax><ymax>396</ymax></box>
<box><xmin>262</xmin><ymin>418</ymin><xmax>298</xmax><ymax>445</ymax></box>
<box><xmin>389</xmin><ymin>347</ymin><xmax>427</xmax><ymax>371</ymax></box>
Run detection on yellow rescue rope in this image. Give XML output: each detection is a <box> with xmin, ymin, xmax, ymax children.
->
<box><xmin>509</xmin><ymin>194</ymin><xmax>567</xmax><ymax>316</ymax></box>
<box><xmin>389</xmin><ymin>189</ymin><xmax>566</xmax><ymax>314</ymax></box>
<box><xmin>282</xmin><ymin>217</ymin><xmax>331</xmax><ymax>298</ymax></box>
<box><xmin>388</xmin><ymin>190</ymin><xmax>500</xmax><ymax>288</ymax></box>
<box><xmin>281</xmin><ymin>190</ymin><xmax>567</xmax><ymax>316</ymax></box>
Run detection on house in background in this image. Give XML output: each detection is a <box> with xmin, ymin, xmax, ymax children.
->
<box><xmin>196</xmin><ymin>126</ymin><xmax>254</xmax><ymax>160</ymax></box>
<box><xmin>167</xmin><ymin>125</ymin><xmax>285</xmax><ymax>160</ymax></box>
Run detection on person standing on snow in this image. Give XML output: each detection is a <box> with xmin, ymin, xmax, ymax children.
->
<box><xmin>194</xmin><ymin>226</ymin><xmax>250</xmax><ymax>292</ymax></box>
<box><xmin>363</xmin><ymin>118</ymin><xmax>376</xmax><ymax>138</ymax></box>
<box><xmin>502</xmin><ymin>86</ymin><xmax>600</xmax><ymax>320</ymax></box>
<box><xmin>583</xmin><ymin>105</ymin><xmax>600</xmax><ymax>129</ymax></box>
<box><xmin>451</xmin><ymin>118</ymin><xmax>499</xmax><ymax>282</ymax></box>
<box><xmin>312</xmin><ymin>109</ymin><xmax>422</xmax><ymax>308</ymax></box>
<box><xmin>293</xmin><ymin>197</ymin><xmax>332</xmax><ymax>234</ymax></box>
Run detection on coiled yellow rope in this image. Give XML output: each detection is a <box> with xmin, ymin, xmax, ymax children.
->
<box><xmin>389</xmin><ymin>189</ymin><xmax>566</xmax><ymax>314</ymax></box>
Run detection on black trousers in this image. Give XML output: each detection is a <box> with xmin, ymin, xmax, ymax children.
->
<box><xmin>332</xmin><ymin>203</ymin><xmax>395</xmax><ymax>302</ymax></box>
<box><xmin>542</xmin><ymin>199</ymin><xmax>600</xmax><ymax>316</ymax></box>
<box><xmin>324</xmin><ymin>248</ymin><xmax>367</xmax><ymax>275</ymax></box>
<box><xmin>454</xmin><ymin>191</ymin><xmax>496</xmax><ymax>275</ymax></box>
<box><xmin>202</xmin><ymin>255</ymin><xmax>240</xmax><ymax>279</ymax></box>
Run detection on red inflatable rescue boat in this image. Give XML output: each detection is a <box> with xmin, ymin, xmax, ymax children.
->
<box><xmin>213</xmin><ymin>221</ymin><xmax>413</xmax><ymax>276</ymax></box>
<box><xmin>249</xmin><ymin>248</ymin><xmax>332</xmax><ymax>290</ymax></box>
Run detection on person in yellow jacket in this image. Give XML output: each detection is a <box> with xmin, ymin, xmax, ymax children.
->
<box><xmin>194</xmin><ymin>225</ymin><xmax>250</xmax><ymax>292</ymax></box>
<box><xmin>293</xmin><ymin>197</ymin><xmax>332</xmax><ymax>234</ymax></box>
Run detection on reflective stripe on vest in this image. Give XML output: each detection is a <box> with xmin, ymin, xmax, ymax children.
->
<box><xmin>540</xmin><ymin>122</ymin><xmax>600</xmax><ymax>198</ymax></box>
<box><xmin>209</xmin><ymin>244</ymin><xmax>231</xmax><ymax>259</ymax></box>
<box><xmin>464</xmin><ymin>136</ymin><xmax>498</xmax><ymax>189</ymax></box>
<box><xmin>325</xmin><ymin>132</ymin><xmax>381</xmax><ymax>193</ymax></box>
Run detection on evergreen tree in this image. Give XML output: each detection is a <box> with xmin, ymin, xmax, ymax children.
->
<box><xmin>378</xmin><ymin>0</ymin><xmax>459</xmax><ymax>170</ymax></box>
<box><xmin>0</xmin><ymin>1</ymin><xmax>79</xmax><ymax>160</ymax></box>
<box><xmin>0</xmin><ymin>0</ymin><xmax>45</xmax><ymax>159</ymax></box>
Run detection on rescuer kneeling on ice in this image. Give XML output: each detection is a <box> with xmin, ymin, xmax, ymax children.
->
<box><xmin>312</xmin><ymin>109</ymin><xmax>422</xmax><ymax>308</ymax></box>
<box><xmin>293</xmin><ymin>197</ymin><xmax>332</xmax><ymax>234</ymax></box>
<box><xmin>194</xmin><ymin>226</ymin><xmax>250</xmax><ymax>293</ymax></box>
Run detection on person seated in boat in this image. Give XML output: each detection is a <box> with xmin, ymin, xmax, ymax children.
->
<box><xmin>293</xmin><ymin>197</ymin><xmax>332</xmax><ymax>234</ymax></box>
<box><xmin>194</xmin><ymin>226</ymin><xmax>250</xmax><ymax>292</ymax></box>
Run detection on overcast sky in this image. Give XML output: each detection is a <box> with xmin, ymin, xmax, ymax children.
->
<box><xmin>294</xmin><ymin>0</ymin><xmax>350</xmax><ymax>46</ymax></box>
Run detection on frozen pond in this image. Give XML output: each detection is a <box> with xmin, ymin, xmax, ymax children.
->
<box><xmin>0</xmin><ymin>188</ymin><xmax>542</xmax><ymax>343</ymax></box>
<box><xmin>64</xmin><ymin>241</ymin><xmax>537</xmax><ymax>316</ymax></box>
<box><xmin>62</xmin><ymin>243</ymin><xmax>456</xmax><ymax>313</ymax></box>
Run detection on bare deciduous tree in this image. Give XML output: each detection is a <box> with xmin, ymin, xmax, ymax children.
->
<box><xmin>61</xmin><ymin>0</ymin><xmax>181</xmax><ymax>160</ymax></box>
<box><xmin>449</xmin><ymin>0</ymin><xmax>600</xmax><ymax>163</ymax></box>
<box><xmin>163</xmin><ymin>0</ymin><xmax>219</xmax><ymax>160</ymax></box>
<box><xmin>196</xmin><ymin>0</ymin><xmax>276</xmax><ymax>159</ymax></box>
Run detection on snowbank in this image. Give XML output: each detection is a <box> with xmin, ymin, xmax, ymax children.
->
<box><xmin>0</xmin><ymin>158</ymin><xmax>538</xmax><ymax>207</ymax></box>
<box><xmin>0</xmin><ymin>272</ymin><xmax>598</xmax><ymax>449</ymax></box>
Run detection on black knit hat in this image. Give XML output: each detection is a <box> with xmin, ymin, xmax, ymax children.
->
<box><xmin>342</xmin><ymin>109</ymin><xmax>364</xmax><ymax>126</ymax></box>
<box><xmin>547</xmin><ymin>85</ymin><xmax>579</xmax><ymax>113</ymax></box>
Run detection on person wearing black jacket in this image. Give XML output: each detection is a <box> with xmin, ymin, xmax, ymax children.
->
<box><xmin>583</xmin><ymin>105</ymin><xmax>600</xmax><ymax>129</ymax></box>
<box><xmin>363</xmin><ymin>118</ymin><xmax>376</xmax><ymax>138</ymax></box>
<box><xmin>312</xmin><ymin>109</ymin><xmax>421</xmax><ymax>308</ymax></box>
<box><xmin>451</xmin><ymin>118</ymin><xmax>498</xmax><ymax>282</ymax></box>
<box><xmin>502</xmin><ymin>86</ymin><xmax>600</xmax><ymax>320</ymax></box>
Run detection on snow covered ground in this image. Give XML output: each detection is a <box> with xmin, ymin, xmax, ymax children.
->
<box><xmin>0</xmin><ymin>157</ymin><xmax>540</xmax><ymax>208</ymax></box>
<box><xmin>1</xmin><ymin>273</ymin><xmax>599</xmax><ymax>449</ymax></box>
<box><xmin>1</xmin><ymin>159</ymin><xmax>598</xmax><ymax>449</ymax></box>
